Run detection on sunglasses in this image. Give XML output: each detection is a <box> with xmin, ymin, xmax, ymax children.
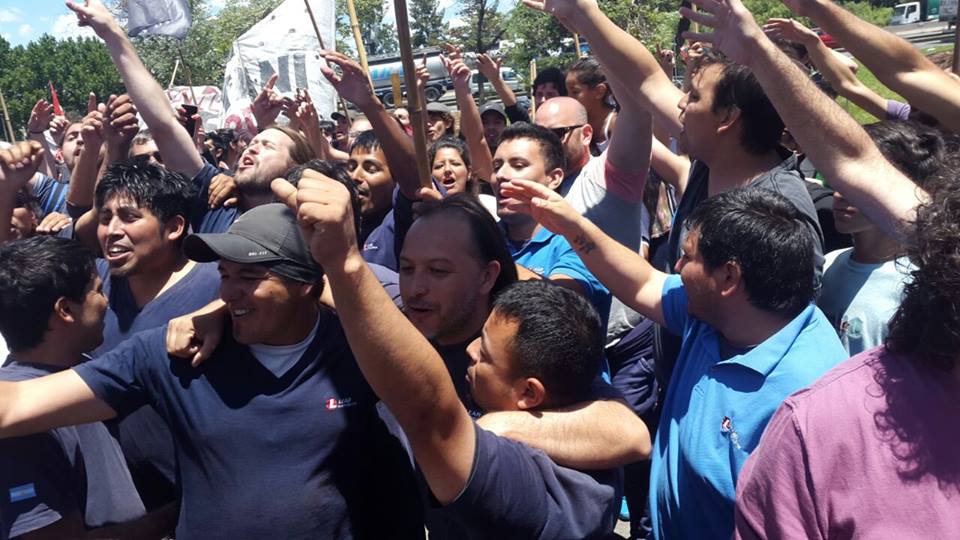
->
<box><xmin>550</xmin><ymin>124</ymin><xmax>584</xmax><ymax>140</ymax></box>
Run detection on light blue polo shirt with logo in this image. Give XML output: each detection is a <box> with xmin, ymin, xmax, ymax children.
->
<box><xmin>649</xmin><ymin>275</ymin><xmax>846</xmax><ymax>540</ymax></box>
<box><xmin>501</xmin><ymin>223</ymin><xmax>611</xmax><ymax>322</ymax></box>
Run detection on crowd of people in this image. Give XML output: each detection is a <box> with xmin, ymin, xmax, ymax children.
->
<box><xmin>0</xmin><ymin>0</ymin><xmax>958</xmax><ymax>537</ymax></box>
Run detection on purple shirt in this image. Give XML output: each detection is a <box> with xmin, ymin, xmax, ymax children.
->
<box><xmin>734</xmin><ymin>347</ymin><xmax>960</xmax><ymax>539</ymax></box>
<box><xmin>885</xmin><ymin>99</ymin><xmax>912</xmax><ymax>120</ymax></box>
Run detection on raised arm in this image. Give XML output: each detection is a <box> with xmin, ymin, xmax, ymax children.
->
<box><xmin>764</xmin><ymin>18</ymin><xmax>887</xmax><ymax>121</ymax></box>
<box><xmin>272</xmin><ymin>172</ymin><xmax>475</xmax><ymax>504</ymax></box>
<box><xmin>444</xmin><ymin>45</ymin><xmax>495</xmax><ymax>183</ymax></box>
<box><xmin>500</xmin><ymin>179</ymin><xmax>668</xmax><ymax>325</ymax></box>
<box><xmin>66</xmin><ymin>0</ymin><xmax>203</xmax><ymax>176</ymax></box>
<box><xmin>476</xmin><ymin>53</ymin><xmax>519</xmax><ymax>108</ymax></box>
<box><xmin>319</xmin><ymin>51</ymin><xmax>427</xmax><ymax>199</ymax></box>
<box><xmin>784</xmin><ymin>0</ymin><xmax>960</xmax><ymax>132</ymax></box>
<box><xmin>650</xmin><ymin>136</ymin><xmax>690</xmax><ymax>197</ymax></box>
<box><xmin>524</xmin><ymin>0</ymin><xmax>685</xmax><ymax>135</ymax></box>
<box><xmin>25</xmin><ymin>100</ymin><xmax>58</xmax><ymax>178</ymax></box>
<box><xmin>0</xmin><ymin>141</ymin><xmax>45</xmax><ymax>245</ymax></box>
<box><xmin>682</xmin><ymin>0</ymin><xmax>923</xmax><ymax>239</ymax></box>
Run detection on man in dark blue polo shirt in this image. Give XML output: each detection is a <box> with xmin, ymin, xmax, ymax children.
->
<box><xmin>275</xmin><ymin>171</ymin><xmax>651</xmax><ymax>539</ymax></box>
<box><xmin>0</xmin><ymin>202</ymin><xmax>423</xmax><ymax>539</ymax></box>
<box><xmin>0</xmin><ymin>237</ymin><xmax>170</xmax><ymax>539</ymax></box>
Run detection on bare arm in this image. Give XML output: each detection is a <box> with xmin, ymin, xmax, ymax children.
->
<box><xmin>0</xmin><ymin>141</ymin><xmax>45</xmax><ymax>245</ymax></box>
<box><xmin>272</xmin><ymin>172</ymin><xmax>475</xmax><ymax>505</ymax></box>
<box><xmin>477</xmin><ymin>398</ymin><xmax>651</xmax><ymax>469</ymax></box>
<box><xmin>683</xmin><ymin>0</ymin><xmax>923</xmax><ymax>240</ymax></box>
<box><xmin>67</xmin><ymin>0</ymin><xmax>203</xmax><ymax>176</ymax></box>
<box><xmin>320</xmin><ymin>51</ymin><xmax>426</xmax><ymax>199</ymax></box>
<box><xmin>0</xmin><ymin>370</ymin><xmax>116</xmax><ymax>438</ymax></box>
<box><xmin>476</xmin><ymin>53</ymin><xmax>519</xmax><ymax>108</ymax></box>
<box><xmin>525</xmin><ymin>0</ymin><xmax>685</xmax><ymax>135</ymax></box>
<box><xmin>25</xmin><ymin>100</ymin><xmax>57</xmax><ymax>178</ymax></box>
<box><xmin>500</xmin><ymin>179</ymin><xmax>669</xmax><ymax>325</ymax></box>
<box><xmin>65</xmin><ymin>112</ymin><xmax>104</xmax><ymax>210</ymax></box>
<box><xmin>764</xmin><ymin>18</ymin><xmax>887</xmax><ymax>121</ymax></box>
<box><xmin>786</xmin><ymin>0</ymin><xmax>960</xmax><ymax>132</ymax></box>
<box><xmin>650</xmin><ymin>137</ymin><xmax>690</xmax><ymax>197</ymax></box>
<box><xmin>445</xmin><ymin>46</ymin><xmax>495</xmax><ymax>183</ymax></box>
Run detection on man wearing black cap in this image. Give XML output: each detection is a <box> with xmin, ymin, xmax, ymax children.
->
<box><xmin>0</xmin><ymin>201</ymin><xmax>424</xmax><ymax>539</ymax></box>
<box><xmin>426</xmin><ymin>101</ymin><xmax>455</xmax><ymax>142</ymax></box>
<box><xmin>479</xmin><ymin>102</ymin><xmax>508</xmax><ymax>152</ymax></box>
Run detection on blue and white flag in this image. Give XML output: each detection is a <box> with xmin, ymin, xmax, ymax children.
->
<box><xmin>127</xmin><ymin>0</ymin><xmax>192</xmax><ymax>40</ymax></box>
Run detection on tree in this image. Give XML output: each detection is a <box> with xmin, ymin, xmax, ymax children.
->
<box><xmin>503</xmin><ymin>0</ymin><xmax>679</xmax><ymax>85</ymax></box>
<box><xmin>335</xmin><ymin>0</ymin><xmax>399</xmax><ymax>57</ymax></box>
<box><xmin>410</xmin><ymin>0</ymin><xmax>447</xmax><ymax>48</ymax></box>
<box><xmin>0</xmin><ymin>35</ymin><xmax>125</xmax><ymax>134</ymax></box>
<box><xmin>449</xmin><ymin>0</ymin><xmax>507</xmax><ymax>54</ymax></box>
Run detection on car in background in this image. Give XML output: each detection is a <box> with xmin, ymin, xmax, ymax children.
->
<box><xmin>813</xmin><ymin>27</ymin><xmax>839</xmax><ymax>48</ymax></box>
<box><xmin>470</xmin><ymin>67</ymin><xmax>523</xmax><ymax>97</ymax></box>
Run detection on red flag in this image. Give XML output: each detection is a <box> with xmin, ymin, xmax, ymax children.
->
<box><xmin>48</xmin><ymin>82</ymin><xmax>63</xmax><ymax>116</ymax></box>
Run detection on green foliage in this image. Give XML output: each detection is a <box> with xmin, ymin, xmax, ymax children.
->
<box><xmin>335</xmin><ymin>0</ymin><xmax>399</xmax><ymax>57</ymax></box>
<box><xmin>410</xmin><ymin>0</ymin><xmax>448</xmax><ymax>48</ymax></box>
<box><xmin>503</xmin><ymin>0</ymin><xmax>679</xmax><ymax>86</ymax></box>
<box><xmin>0</xmin><ymin>35</ymin><xmax>124</xmax><ymax>137</ymax></box>
<box><xmin>449</xmin><ymin>0</ymin><xmax>508</xmax><ymax>53</ymax></box>
<box><xmin>839</xmin><ymin>1</ymin><xmax>893</xmax><ymax>26</ymax></box>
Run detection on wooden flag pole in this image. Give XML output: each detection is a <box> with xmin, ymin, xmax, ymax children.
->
<box><xmin>529</xmin><ymin>59</ymin><xmax>538</xmax><ymax>118</ymax></box>
<box><xmin>392</xmin><ymin>0</ymin><xmax>432</xmax><ymax>190</ymax></box>
<box><xmin>0</xmin><ymin>88</ymin><xmax>15</xmax><ymax>142</ymax></box>
<box><xmin>573</xmin><ymin>33</ymin><xmax>583</xmax><ymax>58</ymax></box>
<box><xmin>177</xmin><ymin>49</ymin><xmax>200</xmax><ymax>106</ymax></box>
<box><xmin>347</xmin><ymin>0</ymin><xmax>374</xmax><ymax>88</ymax></box>
<box><xmin>304</xmin><ymin>0</ymin><xmax>353</xmax><ymax>126</ymax></box>
<box><xmin>168</xmin><ymin>57</ymin><xmax>181</xmax><ymax>89</ymax></box>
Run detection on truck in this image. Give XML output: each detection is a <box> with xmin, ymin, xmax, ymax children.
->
<box><xmin>469</xmin><ymin>67</ymin><xmax>524</xmax><ymax>98</ymax></box>
<box><xmin>365</xmin><ymin>48</ymin><xmax>452</xmax><ymax>108</ymax></box>
<box><xmin>891</xmin><ymin>0</ymin><xmax>940</xmax><ymax>25</ymax></box>
<box><xmin>941</xmin><ymin>0</ymin><xmax>957</xmax><ymax>25</ymax></box>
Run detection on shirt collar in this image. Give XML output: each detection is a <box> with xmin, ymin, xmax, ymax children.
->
<box><xmin>715</xmin><ymin>303</ymin><xmax>817</xmax><ymax>377</ymax></box>
<box><xmin>248</xmin><ymin>316</ymin><xmax>321</xmax><ymax>378</ymax></box>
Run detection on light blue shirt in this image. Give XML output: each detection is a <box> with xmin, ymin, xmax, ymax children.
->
<box><xmin>649</xmin><ymin>275</ymin><xmax>846</xmax><ymax>539</ymax></box>
<box><xmin>502</xmin><ymin>223</ymin><xmax>611</xmax><ymax>322</ymax></box>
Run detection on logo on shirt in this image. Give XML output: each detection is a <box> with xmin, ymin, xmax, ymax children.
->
<box><xmin>9</xmin><ymin>483</ymin><xmax>36</xmax><ymax>503</ymax></box>
<box><xmin>325</xmin><ymin>397</ymin><xmax>357</xmax><ymax>410</ymax></box>
<box><xmin>721</xmin><ymin>416</ymin><xmax>742</xmax><ymax>450</ymax></box>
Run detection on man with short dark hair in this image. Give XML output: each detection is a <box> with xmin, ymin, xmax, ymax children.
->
<box><xmin>533</xmin><ymin>67</ymin><xmax>568</xmax><ymax>108</ymax></box>
<box><xmin>500</xmin><ymin>179</ymin><xmax>846</xmax><ymax>539</ymax></box>
<box><xmin>0</xmin><ymin>200</ymin><xmax>424</xmax><ymax>539</ymax></box>
<box><xmin>492</xmin><ymin>122</ymin><xmax>610</xmax><ymax>320</ymax></box>
<box><xmin>92</xmin><ymin>160</ymin><xmax>221</xmax><ymax>512</ymax></box>
<box><xmin>277</xmin><ymin>172</ymin><xmax>648</xmax><ymax>538</ymax></box>
<box><xmin>0</xmin><ymin>236</ymin><xmax>173</xmax><ymax>538</ymax></box>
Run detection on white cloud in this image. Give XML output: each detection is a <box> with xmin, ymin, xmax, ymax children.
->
<box><xmin>51</xmin><ymin>14</ymin><xmax>97</xmax><ymax>41</ymax></box>
<box><xmin>0</xmin><ymin>8</ymin><xmax>21</xmax><ymax>23</ymax></box>
<box><xmin>447</xmin><ymin>17</ymin><xmax>468</xmax><ymax>29</ymax></box>
<box><xmin>438</xmin><ymin>0</ymin><xmax>456</xmax><ymax>10</ymax></box>
<box><xmin>1</xmin><ymin>33</ymin><xmax>9</xmax><ymax>42</ymax></box>
<box><xmin>17</xmin><ymin>23</ymin><xmax>31</xmax><ymax>37</ymax></box>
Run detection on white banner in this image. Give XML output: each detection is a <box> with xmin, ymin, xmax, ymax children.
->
<box><xmin>165</xmin><ymin>85</ymin><xmax>224</xmax><ymax>132</ymax></box>
<box><xmin>220</xmin><ymin>0</ymin><xmax>336</xmax><ymax>134</ymax></box>
<box><xmin>127</xmin><ymin>0</ymin><xmax>191</xmax><ymax>40</ymax></box>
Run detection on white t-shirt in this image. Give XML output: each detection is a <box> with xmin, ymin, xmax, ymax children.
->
<box><xmin>248</xmin><ymin>316</ymin><xmax>320</xmax><ymax>377</ymax></box>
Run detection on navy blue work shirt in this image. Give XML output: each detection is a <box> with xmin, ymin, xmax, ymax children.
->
<box><xmin>73</xmin><ymin>310</ymin><xmax>424</xmax><ymax>539</ymax></box>
<box><xmin>0</xmin><ymin>360</ymin><xmax>145</xmax><ymax>538</ymax></box>
<box><xmin>191</xmin><ymin>164</ymin><xmax>240</xmax><ymax>234</ymax></box>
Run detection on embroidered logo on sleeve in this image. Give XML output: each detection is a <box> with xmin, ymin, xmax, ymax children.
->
<box><xmin>720</xmin><ymin>416</ymin><xmax>742</xmax><ymax>450</ymax></box>
<box><xmin>9</xmin><ymin>483</ymin><xmax>36</xmax><ymax>503</ymax></box>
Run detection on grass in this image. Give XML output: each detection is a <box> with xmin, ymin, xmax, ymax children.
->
<box><xmin>838</xmin><ymin>44</ymin><xmax>954</xmax><ymax>124</ymax></box>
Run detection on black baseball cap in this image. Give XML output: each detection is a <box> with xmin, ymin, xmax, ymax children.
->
<box><xmin>479</xmin><ymin>102</ymin><xmax>507</xmax><ymax>121</ymax></box>
<box><xmin>183</xmin><ymin>203</ymin><xmax>322</xmax><ymax>283</ymax></box>
<box><xmin>331</xmin><ymin>111</ymin><xmax>347</xmax><ymax>121</ymax></box>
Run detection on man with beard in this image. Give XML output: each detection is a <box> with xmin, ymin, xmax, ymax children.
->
<box><xmin>71</xmin><ymin>0</ymin><xmax>316</xmax><ymax>234</ymax></box>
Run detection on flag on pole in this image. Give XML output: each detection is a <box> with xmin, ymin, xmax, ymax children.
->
<box><xmin>127</xmin><ymin>0</ymin><xmax>192</xmax><ymax>40</ymax></box>
<box><xmin>48</xmin><ymin>82</ymin><xmax>63</xmax><ymax>116</ymax></box>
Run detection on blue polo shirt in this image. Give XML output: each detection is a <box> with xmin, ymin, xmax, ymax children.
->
<box><xmin>73</xmin><ymin>311</ymin><xmax>424</xmax><ymax>540</ymax></box>
<box><xmin>502</xmin><ymin>223</ymin><xmax>611</xmax><ymax>321</ymax></box>
<box><xmin>649</xmin><ymin>275</ymin><xmax>846</xmax><ymax>540</ymax></box>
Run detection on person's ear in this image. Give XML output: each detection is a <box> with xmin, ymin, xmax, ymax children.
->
<box><xmin>545</xmin><ymin>166</ymin><xmax>565</xmax><ymax>191</ymax></box>
<box><xmin>716</xmin><ymin>105</ymin><xmax>741</xmax><ymax>137</ymax></box>
<box><xmin>164</xmin><ymin>215</ymin><xmax>188</xmax><ymax>242</ymax></box>
<box><xmin>580</xmin><ymin>123</ymin><xmax>593</xmax><ymax>147</ymax></box>
<box><xmin>478</xmin><ymin>260</ymin><xmax>501</xmax><ymax>296</ymax></box>
<box><xmin>516</xmin><ymin>377</ymin><xmax>547</xmax><ymax>410</ymax></box>
<box><xmin>52</xmin><ymin>296</ymin><xmax>76</xmax><ymax>325</ymax></box>
<box><xmin>716</xmin><ymin>260</ymin><xmax>743</xmax><ymax>298</ymax></box>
